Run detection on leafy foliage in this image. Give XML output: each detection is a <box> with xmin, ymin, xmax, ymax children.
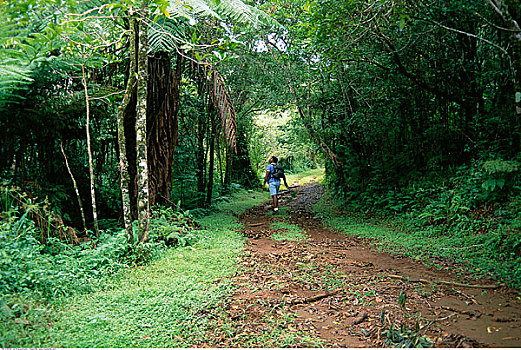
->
<box><xmin>0</xmin><ymin>7</ymin><xmax>38</xmax><ymax>109</ymax></box>
<box><xmin>149</xmin><ymin>205</ymin><xmax>200</xmax><ymax>247</ymax></box>
<box><xmin>0</xmin><ymin>210</ymin><xmax>128</xmax><ymax>299</ymax></box>
<box><xmin>0</xmin><ymin>186</ymin><xmax>266</xmax><ymax>348</ymax></box>
<box><xmin>249</xmin><ymin>109</ymin><xmax>321</xmax><ymax>177</ymax></box>
<box><xmin>315</xmin><ymin>162</ymin><xmax>521</xmax><ymax>288</ymax></box>
<box><xmin>381</xmin><ymin>321</ymin><xmax>433</xmax><ymax>348</ymax></box>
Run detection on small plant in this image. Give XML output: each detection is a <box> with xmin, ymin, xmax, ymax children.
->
<box><xmin>398</xmin><ymin>290</ymin><xmax>407</xmax><ymax>309</ymax></box>
<box><xmin>380</xmin><ymin>311</ymin><xmax>433</xmax><ymax>348</ymax></box>
<box><xmin>149</xmin><ymin>205</ymin><xmax>200</xmax><ymax>247</ymax></box>
<box><xmin>381</xmin><ymin>321</ymin><xmax>433</xmax><ymax>348</ymax></box>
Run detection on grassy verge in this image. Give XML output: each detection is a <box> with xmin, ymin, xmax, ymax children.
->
<box><xmin>2</xmin><ymin>183</ymin><xmax>325</xmax><ymax>347</ymax></box>
<box><xmin>286</xmin><ymin>168</ymin><xmax>324</xmax><ymax>186</ymax></box>
<box><xmin>314</xmin><ymin>192</ymin><xmax>521</xmax><ymax>289</ymax></box>
<box><xmin>1</xmin><ymin>188</ymin><xmax>267</xmax><ymax>347</ymax></box>
<box><xmin>42</xmin><ymin>232</ymin><xmax>242</xmax><ymax>347</ymax></box>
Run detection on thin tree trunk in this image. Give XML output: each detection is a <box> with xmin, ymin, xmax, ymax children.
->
<box><xmin>136</xmin><ymin>14</ymin><xmax>150</xmax><ymax>243</ymax></box>
<box><xmin>216</xmin><ymin>133</ymin><xmax>224</xmax><ymax>188</ymax></box>
<box><xmin>196</xmin><ymin>111</ymin><xmax>206</xmax><ymax>205</ymax></box>
<box><xmin>60</xmin><ymin>142</ymin><xmax>87</xmax><ymax>233</ymax></box>
<box><xmin>117</xmin><ymin>15</ymin><xmax>137</xmax><ymax>243</ymax></box>
<box><xmin>82</xmin><ymin>64</ymin><xmax>100</xmax><ymax>237</ymax></box>
<box><xmin>223</xmin><ymin>148</ymin><xmax>232</xmax><ymax>193</ymax></box>
<box><xmin>206</xmin><ymin>106</ymin><xmax>216</xmax><ymax>206</ymax></box>
<box><xmin>231</xmin><ymin>128</ymin><xmax>257</xmax><ymax>188</ymax></box>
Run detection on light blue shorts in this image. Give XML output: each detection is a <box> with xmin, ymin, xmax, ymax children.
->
<box><xmin>269</xmin><ymin>180</ymin><xmax>280</xmax><ymax>196</ymax></box>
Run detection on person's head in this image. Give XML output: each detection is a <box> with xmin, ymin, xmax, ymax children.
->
<box><xmin>270</xmin><ymin>156</ymin><xmax>278</xmax><ymax>163</ymax></box>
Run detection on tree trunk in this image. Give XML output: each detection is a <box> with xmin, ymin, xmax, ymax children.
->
<box><xmin>136</xmin><ymin>16</ymin><xmax>149</xmax><ymax>243</ymax></box>
<box><xmin>147</xmin><ymin>51</ymin><xmax>182</xmax><ymax>207</ymax></box>
<box><xmin>231</xmin><ymin>128</ymin><xmax>258</xmax><ymax>188</ymax></box>
<box><xmin>60</xmin><ymin>142</ymin><xmax>87</xmax><ymax>233</ymax></box>
<box><xmin>224</xmin><ymin>147</ymin><xmax>232</xmax><ymax>192</ymax></box>
<box><xmin>206</xmin><ymin>105</ymin><xmax>216</xmax><ymax>206</ymax></box>
<box><xmin>117</xmin><ymin>15</ymin><xmax>137</xmax><ymax>243</ymax></box>
<box><xmin>196</xmin><ymin>110</ymin><xmax>206</xmax><ymax>205</ymax></box>
<box><xmin>82</xmin><ymin>64</ymin><xmax>100</xmax><ymax>237</ymax></box>
<box><xmin>124</xmin><ymin>87</ymin><xmax>138</xmax><ymax>222</ymax></box>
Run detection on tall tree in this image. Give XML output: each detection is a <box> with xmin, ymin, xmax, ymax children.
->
<box><xmin>117</xmin><ymin>15</ymin><xmax>138</xmax><ymax>243</ymax></box>
<box><xmin>135</xmin><ymin>5</ymin><xmax>150</xmax><ymax>242</ymax></box>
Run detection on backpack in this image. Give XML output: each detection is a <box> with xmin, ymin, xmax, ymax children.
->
<box><xmin>271</xmin><ymin>163</ymin><xmax>284</xmax><ymax>179</ymax></box>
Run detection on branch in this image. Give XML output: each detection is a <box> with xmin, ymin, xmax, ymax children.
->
<box><xmin>289</xmin><ymin>289</ymin><xmax>341</xmax><ymax>305</ymax></box>
<box><xmin>486</xmin><ymin>0</ymin><xmax>521</xmax><ymax>43</ymax></box>
<box><xmin>60</xmin><ymin>142</ymin><xmax>87</xmax><ymax>233</ymax></box>
<box><xmin>476</xmin><ymin>11</ymin><xmax>521</xmax><ymax>33</ymax></box>
<box><xmin>89</xmin><ymin>90</ymin><xmax>125</xmax><ymax>101</ymax></box>
<box><xmin>389</xmin><ymin>274</ymin><xmax>499</xmax><ymax>289</ymax></box>
<box><xmin>264</xmin><ymin>38</ymin><xmax>341</xmax><ymax>167</ymax></box>
<box><xmin>341</xmin><ymin>58</ymin><xmax>391</xmax><ymax>72</ymax></box>
<box><xmin>418</xmin><ymin>17</ymin><xmax>510</xmax><ymax>56</ymax></box>
<box><xmin>377</xmin><ymin>30</ymin><xmax>464</xmax><ymax>105</ymax></box>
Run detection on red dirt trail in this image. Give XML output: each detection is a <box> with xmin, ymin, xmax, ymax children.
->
<box><xmin>217</xmin><ymin>182</ymin><xmax>521</xmax><ymax>347</ymax></box>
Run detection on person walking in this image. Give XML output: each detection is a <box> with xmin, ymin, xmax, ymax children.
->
<box><xmin>262</xmin><ymin>156</ymin><xmax>289</xmax><ymax>212</ymax></box>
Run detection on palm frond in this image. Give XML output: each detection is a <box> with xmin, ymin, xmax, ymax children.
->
<box><xmin>212</xmin><ymin>0</ymin><xmax>259</xmax><ymax>25</ymax></box>
<box><xmin>211</xmin><ymin>0</ymin><xmax>280</xmax><ymax>27</ymax></box>
<box><xmin>0</xmin><ymin>10</ymin><xmax>34</xmax><ymax>109</ymax></box>
<box><xmin>0</xmin><ymin>59</ymin><xmax>32</xmax><ymax>106</ymax></box>
<box><xmin>165</xmin><ymin>0</ymin><xmax>278</xmax><ymax>27</ymax></box>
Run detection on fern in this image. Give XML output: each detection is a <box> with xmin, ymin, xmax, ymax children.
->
<box><xmin>0</xmin><ymin>12</ymin><xmax>34</xmax><ymax>109</ymax></box>
<box><xmin>149</xmin><ymin>18</ymin><xmax>190</xmax><ymax>53</ymax></box>
<box><xmin>213</xmin><ymin>0</ymin><xmax>260</xmax><ymax>25</ymax></box>
<box><xmin>213</xmin><ymin>0</ymin><xmax>280</xmax><ymax>27</ymax></box>
<box><xmin>163</xmin><ymin>0</ymin><xmax>277</xmax><ymax>26</ymax></box>
<box><xmin>167</xmin><ymin>0</ymin><xmax>221</xmax><ymax>21</ymax></box>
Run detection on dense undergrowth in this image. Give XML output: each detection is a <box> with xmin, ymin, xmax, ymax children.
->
<box><xmin>0</xmin><ymin>186</ymin><xmax>268</xmax><ymax>347</ymax></box>
<box><xmin>319</xmin><ymin>160</ymin><xmax>521</xmax><ymax>289</ymax></box>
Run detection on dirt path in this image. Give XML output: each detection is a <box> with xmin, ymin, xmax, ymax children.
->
<box><xmin>222</xmin><ymin>182</ymin><xmax>521</xmax><ymax>347</ymax></box>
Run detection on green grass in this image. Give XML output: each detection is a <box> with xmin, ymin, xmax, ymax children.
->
<box><xmin>266</xmin><ymin>206</ymin><xmax>291</xmax><ymax>218</ymax></box>
<box><xmin>211</xmin><ymin>189</ymin><xmax>266</xmax><ymax>217</ymax></box>
<box><xmin>286</xmin><ymin>168</ymin><xmax>324</xmax><ymax>186</ymax></box>
<box><xmin>40</xmin><ymin>228</ymin><xmax>243</xmax><ymax>347</ymax></box>
<box><xmin>270</xmin><ymin>221</ymin><xmax>308</xmax><ymax>241</ymax></box>
<box><xmin>314</xmin><ymin>192</ymin><xmax>521</xmax><ymax>288</ymax></box>
<box><xmin>1</xmin><ymin>189</ymin><xmax>266</xmax><ymax>347</ymax></box>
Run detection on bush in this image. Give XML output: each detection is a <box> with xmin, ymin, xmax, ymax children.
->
<box><xmin>0</xmin><ymin>215</ymin><xmax>129</xmax><ymax>298</ymax></box>
<box><xmin>322</xmin><ymin>159</ymin><xmax>521</xmax><ymax>288</ymax></box>
<box><xmin>148</xmin><ymin>205</ymin><xmax>200</xmax><ymax>247</ymax></box>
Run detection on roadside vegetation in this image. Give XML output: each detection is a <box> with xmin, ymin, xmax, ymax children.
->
<box><xmin>0</xmin><ymin>187</ymin><xmax>266</xmax><ymax>347</ymax></box>
<box><xmin>316</xmin><ymin>163</ymin><xmax>521</xmax><ymax>289</ymax></box>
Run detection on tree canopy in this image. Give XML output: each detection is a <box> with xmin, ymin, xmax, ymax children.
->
<box><xmin>0</xmin><ymin>0</ymin><xmax>520</xmax><ymax>252</ymax></box>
